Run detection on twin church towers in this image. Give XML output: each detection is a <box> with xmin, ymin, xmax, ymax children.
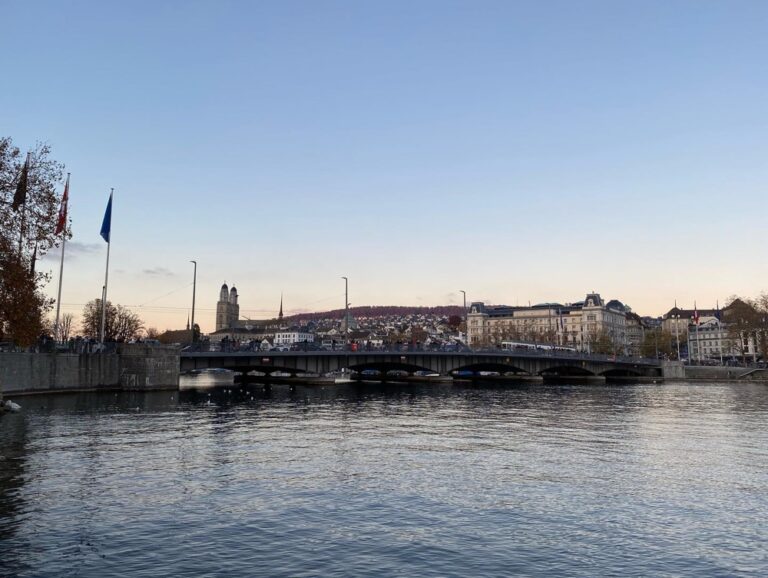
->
<box><xmin>215</xmin><ymin>284</ymin><xmax>239</xmax><ymax>331</ymax></box>
<box><xmin>215</xmin><ymin>283</ymin><xmax>284</xmax><ymax>331</ymax></box>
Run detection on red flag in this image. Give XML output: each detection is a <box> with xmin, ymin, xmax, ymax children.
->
<box><xmin>55</xmin><ymin>175</ymin><xmax>69</xmax><ymax>235</ymax></box>
<box><xmin>693</xmin><ymin>302</ymin><xmax>700</xmax><ymax>325</ymax></box>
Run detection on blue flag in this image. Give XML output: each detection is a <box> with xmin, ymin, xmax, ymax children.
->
<box><xmin>100</xmin><ymin>191</ymin><xmax>112</xmax><ymax>243</ymax></box>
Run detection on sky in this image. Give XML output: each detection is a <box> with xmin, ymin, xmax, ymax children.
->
<box><xmin>3</xmin><ymin>0</ymin><xmax>767</xmax><ymax>332</ymax></box>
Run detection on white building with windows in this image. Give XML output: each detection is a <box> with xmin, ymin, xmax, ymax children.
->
<box><xmin>467</xmin><ymin>293</ymin><xmax>631</xmax><ymax>353</ymax></box>
<box><xmin>274</xmin><ymin>330</ymin><xmax>315</xmax><ymax>346</ymax></box>
<box><xmin>687</xmin><ymin>319</ymin><xmax>758</xmax><ymax>362</ymax></box>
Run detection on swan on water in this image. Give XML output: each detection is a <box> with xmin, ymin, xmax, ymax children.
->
<box><xmin>2</xmin><ymin>400</ymin><xmax>21</xmax><ymax>412</ymax></box>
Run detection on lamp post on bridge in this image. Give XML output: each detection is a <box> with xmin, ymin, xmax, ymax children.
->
<box><xmin>459</xmin><ymin>290</ymin><xmax>467</xmax><ymax>346</ymax></box>
<box><xmin>673</xmin><ymin>313</ymin><xmax>681</xmax><ymax>361</ymax></box>
<box><xmin>342</xmin><ymin>276</ymin><xmax>349</xmax><ymax>345</ymax></box>
<box><xmin>190</xmin><ymin>260</ymin><xmax>197</xmax><ymax>343</ymax></box>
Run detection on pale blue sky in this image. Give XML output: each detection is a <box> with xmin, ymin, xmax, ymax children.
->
<box><xmin>3</xmin><ymin>1</ymin><xmax>767</xmax><ymax>331</ymax></box>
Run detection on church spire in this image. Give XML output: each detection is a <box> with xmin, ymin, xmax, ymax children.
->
<box><xmin>186</xmin><ymin>312</ymin><xmax>190</xmax><ymax>331</ymax></box>
<box><xmin>278</xmin><ymin>293</ymin><xmax>284</xmax><ymax>320</ymax></box>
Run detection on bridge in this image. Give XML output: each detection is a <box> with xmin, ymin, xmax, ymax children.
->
<box><xmin>180</xmin><ymin>350</ymin><xmax>662</xmax><ymax>381</ymax></box>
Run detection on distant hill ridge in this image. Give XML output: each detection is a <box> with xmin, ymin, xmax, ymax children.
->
<box><xmin>283</xmin><ymin>305</ymin><xmax>464</xmax><ymax>323</ymax></box>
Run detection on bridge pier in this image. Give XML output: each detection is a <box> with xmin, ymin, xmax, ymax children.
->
<box><xmin>604</xmin><ymin>375</ymin><xmax>661</xmax><ymax>384</ymax></box>
<box><xmin>542</xmin><ymin>375</ymin><xmax>606</xmax><ymax>385</ymax></box>
<box><xmin>459</xmin><ymin>374</ymin><xmax>543</xmax><ymax>384</ymax></box>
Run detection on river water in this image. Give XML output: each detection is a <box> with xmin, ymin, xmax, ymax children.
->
<box><xmin>1</xmin><ymin>377</ymin><xmax>767</xmax><ymax>577</ymax></box>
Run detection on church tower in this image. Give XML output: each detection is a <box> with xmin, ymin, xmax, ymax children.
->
<box><xmin>216</xmin><ymin>283</ymin><xmax>242</xmax><ymax>330</ymax></box>
<box><xmin>278</xmin><ymin>294</ymin><xmax>284</xmax><ymax>321</ymax></box>
<box><xmin>228</xmin><ymin>286</ymin><xmax>240</xmax><ymax>328</ymax></box>
<box><xmin>216</xmin><ymin>283</ymin><xmax>230</xmax><ymax>331</ymax></box>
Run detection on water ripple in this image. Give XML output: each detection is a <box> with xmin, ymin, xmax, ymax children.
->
<box><xmin>1</xmin><ymin>382</ymin><xmax>767</xmax><ymax>577</ymax></box>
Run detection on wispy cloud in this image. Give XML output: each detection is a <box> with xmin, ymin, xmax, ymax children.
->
<box><xmin>41</xmin><ymin>241</ymin><xmax>101</xmax><ymax>262</ymax></box>
<box><xmin>69</xmin><ymin>241</ymin><xmax>102</xmax><ymax>255</ymax></box>
<box><xmin>143</xmin><ymin>267</ymin><xmax>175</xmax><ymax>277</ymax></box>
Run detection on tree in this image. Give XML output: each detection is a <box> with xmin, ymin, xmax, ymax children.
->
<box><xmin>58</xmin><ymin>313</ymin><xmax>74</xmax><ymax>342</ymax></box>
<box><xmin>724</xmin><ymin>296</ymin><xmax>760</xmax><ymax>359</ymax></box>
<box><xmin>541</xmin><ymin>328</ymin><xmax>559</xmax><ymax>346</ymax></box>
<box><xmin>0</xmin><ymin>137</ymin><xmax>68</xmax><ymax>345</ymax></box>
<box><xmin>0</xmin><ymin>234</ymin><xmax>53</xmax><ymax>345</ymax></box>
<box><xmin>592</xmin><ymin>330</ymin><xmax>615</xmax><ymax>355</ymax></box>
<box><xmin>81</xmin><ymin>299</ymin><xmax>144</xmax><ymax>342</ymax></box>
<box><xmin>754</xmin><ymin>293</ymin><xmax>768</xmax><ymax>359</ymax></box>
<box><xmin>640</xmin><ymin>328</ymin><xmax>674</xmax><ymax>359</ymax></box>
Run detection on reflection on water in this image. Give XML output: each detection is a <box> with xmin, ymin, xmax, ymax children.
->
<box><xmin>1</xmin><ymin>381</ymin><xmax>768</xmax><ymax>577</ymax></box>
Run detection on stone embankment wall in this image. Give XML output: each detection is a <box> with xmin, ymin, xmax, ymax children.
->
<box><xmin>684</xmin><ymin>365</ymin><xmax>767</xmax><ymax>381</ymax></box>
<box><xmin>118</xmin><ymin>345</ymin><xmax>179</xmax><ymax>390</ymax></box>
<box><xmin>663</xmin><ymin>361</ymin><xmax>767</xmax><ymax>381</ymax></box>
<box><xmin>661</xmin><ymin>361</ymin><xmax>685</xmax><ymax>380</ymax></box>
<box><xmin>0</xmin><ymin>345</ymin><xmax>179</xmax><ymax>395</ymax></box>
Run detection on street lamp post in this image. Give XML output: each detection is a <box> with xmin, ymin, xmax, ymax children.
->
<box><xmin>190</xmin><ymin>260</ymin><xmax>197</xmax><ymax>343</ymax></box>
<box><xmin>342</xmin><ymin>276</ymin><xmax>349</xmax><ymax>344</ymax></box>
<box><xmin>673</xmin><ymin>314</ymin><xmax>681</xmax><ymax>361</ymax></box>
<box><xmin>717</xmin><ymin>317</ymin><xmax>724</xmax><ymax>366</ymax></box>
<box><xmin>459</xmin><ymin>290</ymin><xmax>467</xmax><ymax>345</ymax></box>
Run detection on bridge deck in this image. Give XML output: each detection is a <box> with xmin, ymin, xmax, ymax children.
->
<box><xmin>180</xmin><ymin>350</ymin><xmax>661</xmax><ymax>378</ymax></box>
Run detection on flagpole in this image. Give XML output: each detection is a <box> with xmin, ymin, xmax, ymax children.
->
<box><xmin>54</xmin><ymin>235</ymin><xmax>66</xmax><ymax>341</ymax></box>
<box><xmin>54</xmin><ymin>173</ymin><xmax>70</xmax><ymax>342</ymax></box>
<box><xmin>100</xmin><ymin>239</ymin><xmax>111</xmax><ymax>344</ymax></box>
<box><xmin>694</xmin><ymin>301</ymin><xmax>701</xmax><ymax>364</ymax></box>
<box><xmin>100</xmin><ymin>188</ymin><xmax>113</xmax><ymax>345</ymax></box>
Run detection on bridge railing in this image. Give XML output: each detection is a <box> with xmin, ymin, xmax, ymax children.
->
<box><xmin>181</xmin><ymin>346</ymin><xmax>661</xmax><ymax>365</ymax></box>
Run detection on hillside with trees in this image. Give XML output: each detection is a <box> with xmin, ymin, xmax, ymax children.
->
<box><xmin>281</xmin><ymin>305</ymin><xmax>465</xmax><ymax>323</ymax></box>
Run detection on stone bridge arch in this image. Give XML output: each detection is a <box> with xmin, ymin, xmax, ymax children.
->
<box><xmin>348</xmin><ymin>360</ymin><xmax>433</xmax><ymax>376</ymax></box>
<box><xmin>539</xmin><ymin>365</ymin><xmax>597</xmax><ymax>377</ymax></box>
<box><xmin>600</xmin><ymin>368</ymin><xmax>644</xmax><ymax>378</ymax></box>
<box><xmin>229</xmin><ymin>363</ymin><xmax>310</xmax><ymax>377</ymax></box>
<box><xmin>449</xmin><ymin>362</ymin><xmax>531</xmax><ymax>377</ymax></box>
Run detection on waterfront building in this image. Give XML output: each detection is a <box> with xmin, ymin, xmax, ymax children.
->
<box><xmin>663</xmin><ymin>300</ymin><xmax>762</xmax><ymax>362</ymax></box>
<box><xmin>687</xmin><ymin>318</ymin><xmax>758</xmax><ymax>362</ymax></box>
<box><xmin>208</xmin><ymin>326</ymin><xmax>272</xmax><ymax>346</ymax></box>
<box><xmin>274</xmin><ymin>330</ymin><xmax>315</xmax><ymax>346</ymax></box>
<box><xmin>624</xmin><ymin>311</ymin><xmax>648</xmax><ymax>356</ymax></box>
<box><xmin>467</xmin><ymin>293</ymin><xmax>630</xmax><ymax>353</ymax></box>
<box><xmin>661</xmin><ymin>306</ymin><xmax>718</xmax><ymax>338</ymax></box>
